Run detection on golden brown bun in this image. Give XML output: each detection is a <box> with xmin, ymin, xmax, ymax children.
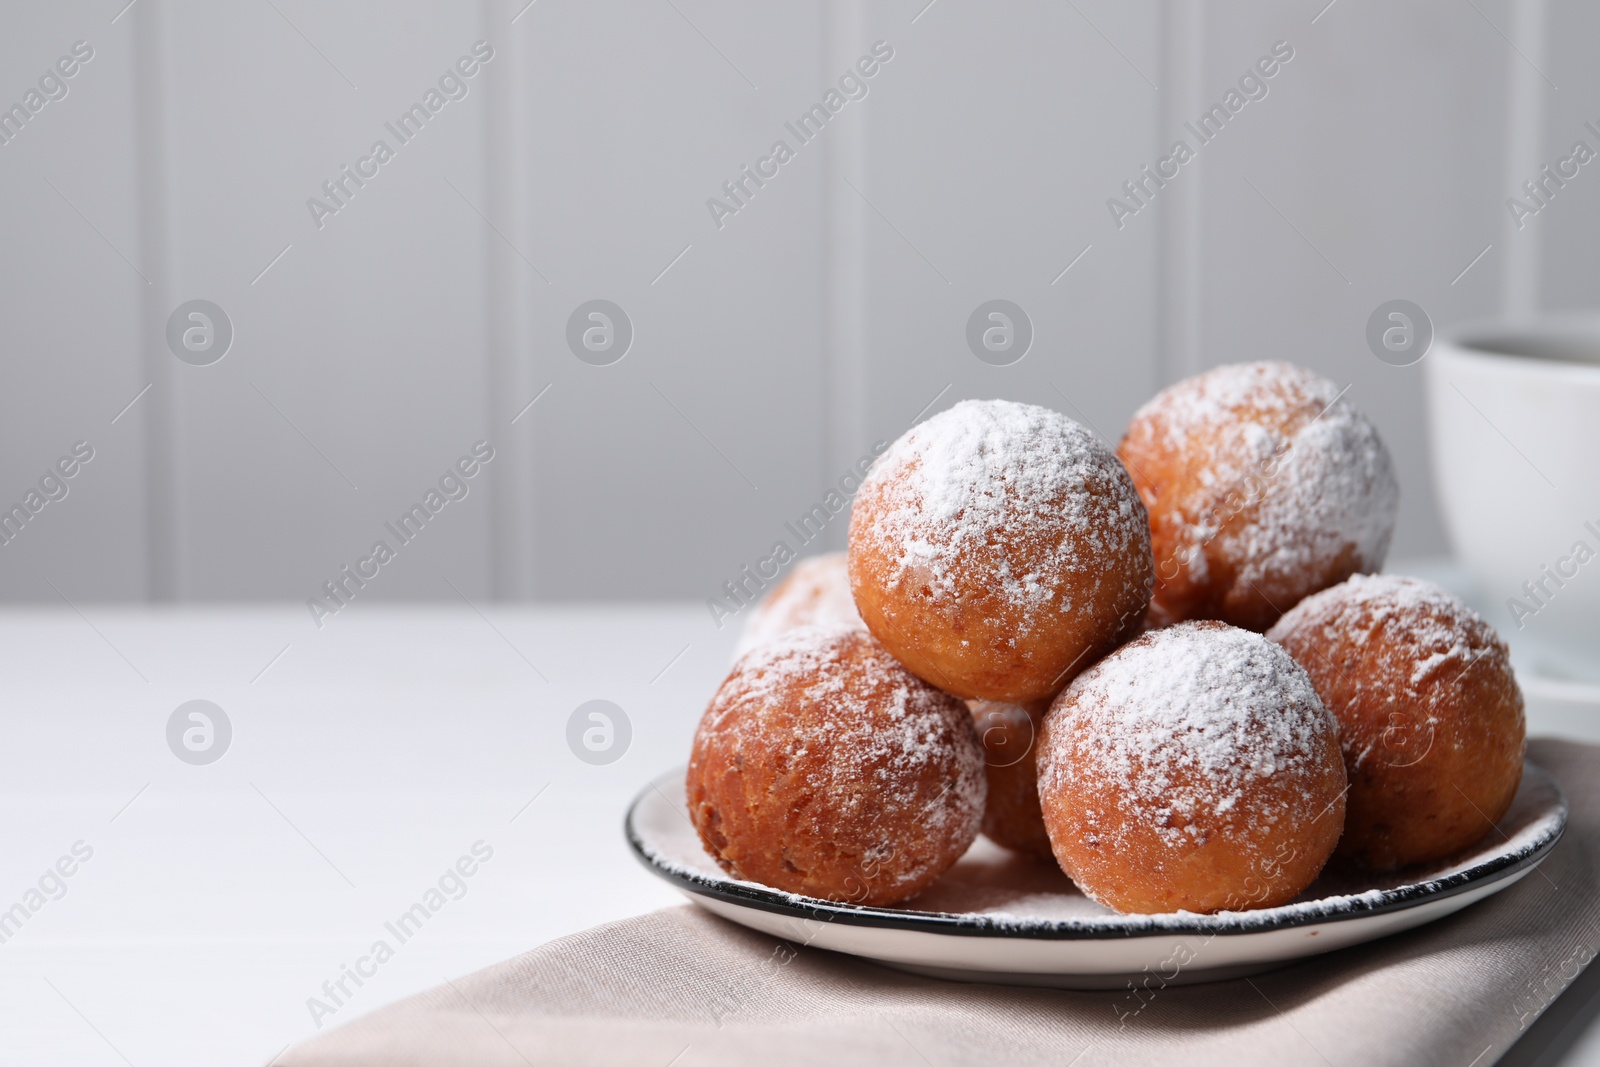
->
<box><xmin>1118</xmin><ymin>362</ymin><xmax>1398</xmax><ymax>631</ymax></box>
<box><xmin>687</xmin><ymin>626</ymin><xmax>985</xmax><ymax>906</ymax></box>
<box><xmin>970</xmin><ymin>700</ymin><xmax>1054</xmax><ymax>858</ymax></box>
<box><xmin>1038</xmin><ymin>622</ymin><xmax>1347</xmax><ymax>914</ymax></box>
<box><xmin>733</xmin><ymin>552</ymin><xmax>863</xmax><ymax>660</ymax></box>
<box><xmin>849</xmin><ymin>399</ymin><xmax>1152</xmax><ymax>703</ymax></box>
<box><xmin>1269</xmin><ymin>575</ymin><xmax>1526</xmax><ymax>870</ymax></box>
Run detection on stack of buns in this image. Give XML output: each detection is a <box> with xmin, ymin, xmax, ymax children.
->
<box><xmin>685</xmin><ymin>362</ymin><xmax>1526</xmax><ymax>913</ymax></box>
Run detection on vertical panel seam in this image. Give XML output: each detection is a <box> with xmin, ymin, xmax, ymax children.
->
<box><xmin>133</xmin><ymin>0</ymin><xmax>176</xmax><ymax>601</ymax></box>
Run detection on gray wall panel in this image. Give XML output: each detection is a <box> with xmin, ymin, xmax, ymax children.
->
<box><xmin>1</xmin><ymin>0</ymin><xmax>1594</xmax><ymax>602</ymax></box>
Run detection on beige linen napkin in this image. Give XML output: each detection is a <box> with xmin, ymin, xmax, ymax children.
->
<box><xmin>282</xmin><ymin>739</ymin><xmax>1600</xmax><ymax>1067</ymax></box>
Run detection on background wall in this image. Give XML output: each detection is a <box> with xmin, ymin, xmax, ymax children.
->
<box><xmin>0</xmin><ymin>0</ymin><xmax>1591</xmax><ymax>605</ymax></box>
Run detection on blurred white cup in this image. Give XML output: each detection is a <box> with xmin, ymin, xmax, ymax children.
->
<box><xmin>1426</xmin><ymin>317</ymin><xmax>1600</xmax><ymax>661</ymax></box>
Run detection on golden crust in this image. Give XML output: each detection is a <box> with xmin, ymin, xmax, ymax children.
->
<box><xmin>687</xmin><ymin>627</ymin><xmax>986</xmax><ymax>905</ymax></box>
<box><xmin>971</xmin><ymin>701</ymin><xmax>1054</xmax><ymax>859</ymax></box>
<box><xmin>1038</xmin><ymin>623</ymin><xmax>1347</xmax><ymax>914</ymax></box>
<box><xmin>1118</xmin><ymin>362</ymin><xmax>1397</xmax><ymax>631</ymax></box>
<box><xmin>1269</xmin><ymin>575</ymin><xmax>1526</xmax><ymax>870</ymax></box>
<box><xmin>849</xmin><ymin>401</ymin><xmax>1152</xmax><ymax>703</ymax></box>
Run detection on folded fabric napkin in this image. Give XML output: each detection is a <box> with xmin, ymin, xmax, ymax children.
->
<box><xmin>282</xmin><ymin>739</ymin><xmax>1600</xmax><ymax>1067</ymax></box>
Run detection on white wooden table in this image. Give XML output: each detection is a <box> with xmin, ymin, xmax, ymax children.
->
<box><xmin>1</xmin><ymin>603</ymin><xmax>1595</xmax><ymax>1065</ymax></box>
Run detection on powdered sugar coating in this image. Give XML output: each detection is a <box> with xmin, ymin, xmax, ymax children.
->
<box><xmin>1121</xmin><ymin>362</ymin><xmax>1398</xmax><ymax>630</ymax></box>
<box><xmin>855</xmin><ymin>400</ymin><xmax>1148</xmax><ymax>623</ymax></box>
<box><xmin>733</xmin><ymin>553</ymin><xmax>863</xmax><ymax>660</ymax></box>
<box><xmin>849</xmin><ymin>399</ymin><xmax>1152</xmax><ymax>702</ymax></box>
<box><xmin>1038</xmin><ymin>622</ymin><xmax>1346</xmax><ymax>912</ymax></box>
<box><xmin>1267</xmin><ymin>574</ymin><xmax>1510</xmax><ymax>768</ymax></box>
<box><xmin>1266</xmin><ymin>573</ymin><xmax>1525</xmax><ymax>869</ymax></box>
<box><xmin>689</xmin><ymin>625</ymin><xmax>986</xmax><ymax>904</ymax></box>
<box><xmin>1042</xmin><ymin>623</ymin><xmax>1336</xmax><ymax>845</ymax></box>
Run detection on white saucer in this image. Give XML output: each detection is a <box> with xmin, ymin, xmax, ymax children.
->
<box><xmin>1510</xmin><ymin>645</ymin><xmax>1600</xmax><ymax>742</ymax></box>
<box><xmin>625</xmin><ymin>763</ymin><xmax>1566</xmax><ymax>989</ymax></box>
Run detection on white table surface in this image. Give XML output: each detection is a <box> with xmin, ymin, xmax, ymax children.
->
<box><xmin>0</xmin><ymin>603</ymin><xmax>726</xmax><ymax>1065</ymax></box>
<box><xmin>2</xmin><ymin>600</ymin><xmax>1597</xmax><ymax>1066</ymax></box>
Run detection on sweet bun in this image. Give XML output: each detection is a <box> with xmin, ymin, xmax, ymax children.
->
<box><xmin>970</xmin><ymin>701</ymin><xmax>1053</xmax><ymax>858</ymax></box>
<box><xmin>1269</xmin><ymin>574</ymin><xmax>1526</xmax><ymax>869</ymax></box>
<box><xmin>1038</xmin><ymin>621</ymin><xmax>1347</xmax><ymax>914</ymax></box>
<box><xmin>733</xmin><ymin>552</ymin><xmax>863</xmax><ymax>659</ymax></box>
<box><xmin>1118</xmin><ymin>362</ymin><xmax>1398</xmax><ymax>631</ymax></box>
<box><xmin>850</xmin><ymin>399</ymin><xmax>1152</xmax><ymax>703</ymax></box>
<box><xmin>687</xmin><ymin>626</ymin><xmax>985</xmax><ymax>905</ymax></box>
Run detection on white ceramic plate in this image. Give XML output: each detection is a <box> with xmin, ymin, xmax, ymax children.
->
<box><xmin>626</xmin><ymin>763</ymin><xmax>1567</xmax><ymax>988</ymax></box>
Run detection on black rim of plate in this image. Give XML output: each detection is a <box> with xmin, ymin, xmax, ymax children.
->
<box><xmin>624</xmin><ymin>765</ymin><xmax>1567</xmax><ymax>941</ymax></box>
